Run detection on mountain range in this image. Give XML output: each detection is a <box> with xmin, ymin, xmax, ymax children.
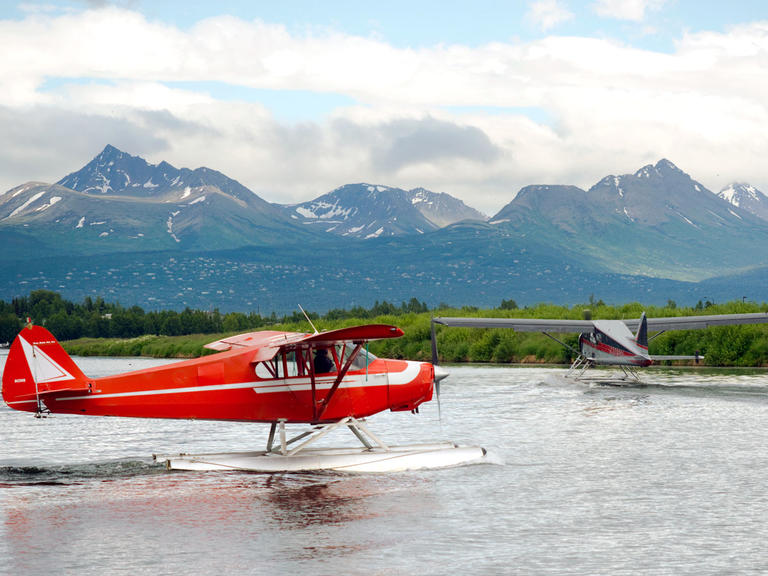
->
<box><xmin>1</xmin><ymin>145</ymin><xmax>767</xmax><ymax>312</ymax></box>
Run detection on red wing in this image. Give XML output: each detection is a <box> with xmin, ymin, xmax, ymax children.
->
<box><xmin>302</xmin><ymin>324</ymin><xmax>403</xmax><ymax>346</ymax></box>
<box><xmin>204</xmin><ymin>330</ymin><xmax>306</xmax><ymax>352</ymax></box>
<box><xmin>204</xmin><ymin>325</ymin><xmax>403</xmax><ymax>352</ymax></box>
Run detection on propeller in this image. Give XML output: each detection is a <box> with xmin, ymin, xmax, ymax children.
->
<box><xmin>430</xmin><ymin>319</ymin><xmax>450</xmax><ymax>419</ymax></box>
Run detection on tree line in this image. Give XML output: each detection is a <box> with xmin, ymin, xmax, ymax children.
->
<box><xmin>0</xmin><ymin>290</ymin><xmax>430</xmax><ymax>344</ymax></box>
<box><xmin>4</xmin><ymin>290</ymin><xmax>768</xmax><ymax>366</ymax></box>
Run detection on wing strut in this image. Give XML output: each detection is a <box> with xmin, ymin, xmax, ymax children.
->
<box><xmin>542</xmin><ymin>331</ymin><xmax>580</xmax><ymax>356</ymax></box>
<box><xmin>648</xmin><ymin>330</ymin><xmax>666</xmax><ymax>342</ymax></box>
<box><xmin>316</xmin><ymin>343</ymin><xmax>363</xmax><ymax>421</ymax></box>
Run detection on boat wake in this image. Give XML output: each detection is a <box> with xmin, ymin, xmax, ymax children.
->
<box><xmin>0</xmin><ymin>459</ymin><xmax>163</xmax><ymax>486</ymax></box>
<box><xmin>587</xmin><ymin>379</ymin><xmax>768</xmax><ymax>400</ymax></box>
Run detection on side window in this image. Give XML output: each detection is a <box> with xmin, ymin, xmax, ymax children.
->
<box><xmin>253</xmin><ymin>351</ymin><xmax>299</xmax><ymax>379</ymax></box>
<box><xmin>284</xmin><ymin>351</ymin><xmax>298</xmax><ymax>377</ymax></box>
<box><xmin>254</xmin><ymin>361</ymin><xmax>273</xmax><ymax>379</ymax></box>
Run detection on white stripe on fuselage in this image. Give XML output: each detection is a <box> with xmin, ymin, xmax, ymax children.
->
<box><xmin>56</xmin><ymin>370</ymin><xmax>410</xmax><ymax>402</ymax></box>
<box><xmin>387</xmin><ymin>361</ymin><xmax>423</xmax><ymax>385</ymax></box>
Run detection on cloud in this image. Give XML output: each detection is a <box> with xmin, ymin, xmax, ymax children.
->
<box><xmin>526</xmin><ymin>0</ymin><xmax>575</xmax><ymax>32</ymax></box>
<box><xmin>369</xmin><ymin>117</ymin><xmax>501</xmax><ymax>172</ymax></box>
<box><xmin>592</xmin><ymin>0</ymin><xmax>668</xmax><ymax>22</ymax></box>
<box><xmin>0</xmin><ymin>105</ymin><xmax>168</xmax><ymax>185</ymax></box>
<box><xmin>0</xmin><ymin>6</ymin><xmax>767</xmax><ymax>215</ymax></box>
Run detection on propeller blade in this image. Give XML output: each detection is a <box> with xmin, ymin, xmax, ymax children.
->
<box><xmin>430</xmin><ymin>318</ymin><xmax>438</xmax><ymax>366</ymax></box>
<box><xmin>430</xmin><ymin>319</ymin><xmax>444</xmax><ymax>420</ymax></box>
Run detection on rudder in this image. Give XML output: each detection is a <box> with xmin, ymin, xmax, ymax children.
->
<box><xmin>2</xmin><ymin>324</ymin><xmax>89</xmax><ymax>413</ymax></box>
<box><xmin>635</xmin><ymin>312</ymin><xmax>648</xmax><ymax>349</ymax></box>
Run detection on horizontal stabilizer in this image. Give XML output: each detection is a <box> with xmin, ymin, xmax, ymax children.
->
<box><xmin>651</xmin><ymin>355</ymin><xmax>705</xmax><ymax>361</ymax></box>
<box><xmin>15</xmin><ymin>385</ymin><xmax>92</xmax><ymax>402</ymax></box>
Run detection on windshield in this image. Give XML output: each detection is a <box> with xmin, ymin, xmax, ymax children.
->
<box><xmin>340</xmin><ymin>344</ymin><xmax>377</xmax><ymax>370</ymax></box>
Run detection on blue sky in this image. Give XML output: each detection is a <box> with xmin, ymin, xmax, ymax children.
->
<box><xmin>1</xmin><ymin>1</ymin><xmax>767</xmax><ymax>213</ymax></box>
<box><xmin>11</xmin><ymin>0</ymin><xmax>764</xmax><ymax>51</ymax></box>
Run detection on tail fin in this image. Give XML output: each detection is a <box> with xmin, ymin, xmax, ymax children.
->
<box><xmin>2</xmin><ymin>324</ymin><xmax>89</xmax><ymax>413</ymax></box>
<box><xmin>635</xmin><ymin>312</ymin><xmax>648</xmax><ymax>349</ymax></box>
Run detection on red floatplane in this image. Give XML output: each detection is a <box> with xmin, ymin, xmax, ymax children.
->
<box><xmin>2</xmin><ymin>323</ymin><xmax>484</xmax><ymax>472</ymax></box>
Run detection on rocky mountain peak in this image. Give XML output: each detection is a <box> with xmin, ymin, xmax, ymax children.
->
<box><xmin>655</xmin><ymin>158</ymin><xmax>683</xmax><ymax>174</ymax></box>
<box><xmin>57</xmin><ymin>144</ymin><xmax>166</xmax><ymax>195</ymax></box>
<box><xmin>407</xmin><ymin>187</ymin><xmax>486</xmax><ymax>226</ymax></box>
<box><xmin>718</xmin><ymin>182</ymin><xmax>768</xmax><ymax>221</ymax></box>
<box><xmin>285</xmin><ymin>183</ymin><xmax>484</xmax><ymax>238</ymax></box>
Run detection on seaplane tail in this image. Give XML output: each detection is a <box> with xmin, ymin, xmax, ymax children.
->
<box><xmin>636</xmin><ymin>312</ymin><xmax>648</xmax><ymax>349</ymax></box>
<box><xmin>2</xmin><ymin>324</ymin><xmax>90</xmax><ymax>414</ymax></box>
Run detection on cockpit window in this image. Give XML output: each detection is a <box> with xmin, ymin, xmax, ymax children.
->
<box><xmin>341</xmin><ymin>344</ymin><xmax>376</xmax><ymax>370</ymax></box>
<box><xmin>253</xmin><ymin>344</ymin><xmax>377</xmax><ymax>379</ymax></box>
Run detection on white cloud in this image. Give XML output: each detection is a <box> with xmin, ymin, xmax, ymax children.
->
<box><xmin>526</xmin><ymin>0</ymin><xmax>575</xmax><ymax>32</ymax></box>
<box><xmin>0</xmin><ymin>7</ymin><xmax>767</xmax><ymax>215</ymax></box>
<box><xmin>592</xmin><ymin>0</ymin><xmax>668</xmax><ymax>22</ymax></box>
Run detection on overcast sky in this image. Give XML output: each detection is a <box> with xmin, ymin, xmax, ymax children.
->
<box><xmin>1</xmin><ymin>0</ymin><xmax>767</xmax><ymax>214</ymax></box>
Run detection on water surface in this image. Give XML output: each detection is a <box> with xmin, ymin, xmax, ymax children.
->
<box><xmin>2</xmin><ymin>357</ymin><xmax>768</xmax><ymax>575</ymax></box>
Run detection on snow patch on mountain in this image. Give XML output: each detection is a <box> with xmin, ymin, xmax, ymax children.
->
<box><xmin>35</xmin><ymin>196</ymin><xmax>61</xmax><ymax>212</ymax></box>
<box><xmin>720</xmin><ymin>183</ymin><xmax>759</xmax><ymax>206</ymax></box>
<box><xmin>9</xmin><ymin>190</ymin><xmax>46</xmax><ymax>218</ymax></box>
<box><xmin>8</xmin><ymin>184</ymin><xmax>33</xmax><ymax>198</ymax></box>
<box><xmin>367</xmin><ymin>185</ymin><xmax>391</xmax><ymax>193</ymax></box>
<box><xmin>678</xmin><ymin>213</ymin><xmax>698</xmax><ymax>228</ymax></box>
<box><xmin>90</xmin><ymin>174</ymin><xmax>113</xmax><ymax>194</ymax></box>
<box><xmin>613</xmin><ymin>176</ymin><xmax>625</xmax><ymax>198</ymax></box>
<box><xmin>167</xmin><ymin>212</ymin><xmax>181</xmax><ymax>243</ymax></box>
<box><xmin>295</xmin><ymin>201</ymin><xmax>354</xmax><ymax>221</ymax></box>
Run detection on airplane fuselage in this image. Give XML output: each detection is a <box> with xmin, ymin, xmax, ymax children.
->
<box><xmin>578</xmin><ymin>319</ymin><xmax>651</xmax><ymax>367</ymax></box>
<box><xmin>2</xmin><ymin>325</ymin><xmax>435</xmax><ymax>423</ymax></box>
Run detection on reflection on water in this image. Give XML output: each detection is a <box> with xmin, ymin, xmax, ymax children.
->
<box><xmin>3</xmin><ymin>357</ymin><xmax>768</xmax><ymax>575</ymax></box>
<box><xmin>2</xmin><ymin>468</ymin><xmax>439</xmax><ymax>573</ymax></box>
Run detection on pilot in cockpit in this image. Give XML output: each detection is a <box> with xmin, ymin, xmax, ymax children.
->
<box><xmin>313</xmin><ymin>348</ymin><xmax>336</xmax><ymax>373</ymax></box>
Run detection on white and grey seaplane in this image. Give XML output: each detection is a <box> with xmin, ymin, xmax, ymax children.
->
<box><xmin>431</xmin><ymin>311</ymin><xmax>768</xmax><ymax>379</ymax></box>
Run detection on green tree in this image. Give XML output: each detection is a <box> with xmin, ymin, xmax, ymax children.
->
<box><xmin>0</xmin><ymin>313</ymin><xmax>22</xmax><ymax>343</ymax></box>
<box><xmin>499</xmin><ymin>299</ymin><xmax>518</xmax><ymax>310</ymax></box>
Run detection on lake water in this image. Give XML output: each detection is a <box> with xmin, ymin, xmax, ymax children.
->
<box><xmin>3</xmin><ymin>356</ymin><xmax>768</xmax><ymax>575</ymax></box>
